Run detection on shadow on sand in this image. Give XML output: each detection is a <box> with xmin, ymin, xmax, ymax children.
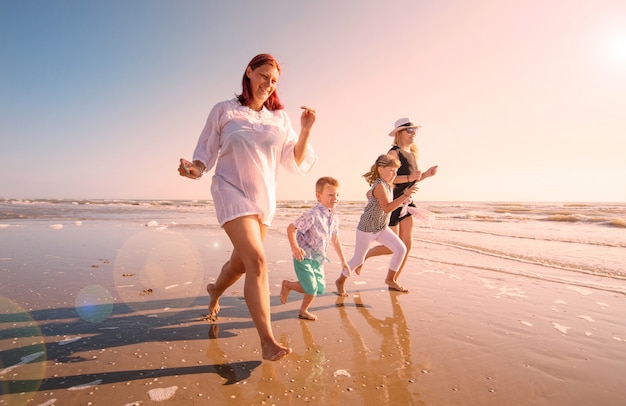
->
<box><xmin>0</xmin><ymin>295</ymin><xmax>263</xmax><ymax>395</ymax></box>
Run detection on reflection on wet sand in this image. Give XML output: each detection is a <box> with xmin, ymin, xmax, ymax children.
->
<box><xmin>204</xmin><ymin>323</ymin><xmax>271</xmax><ymax>402</ymax></box>
<box><xmin>336</xmin><ymin>291</ymin><xmax>420</xmax><ymax>404</ymax></box>
<box><xmin>334</xmin><ymin>290</ymin><xmax>424</xmax><ymax>404</ymax></box>
<box><xmin>203</xmin><ymin>290</ymin><xmax>424</xmax><ymax>403</ymax></box>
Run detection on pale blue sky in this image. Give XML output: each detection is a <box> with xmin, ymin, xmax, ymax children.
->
<box><xmin>2</xmin><ymin>0</ymin><xmax>625</xmax><ymax>202</ymax></box>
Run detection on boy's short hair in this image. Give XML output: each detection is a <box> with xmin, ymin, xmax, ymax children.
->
<box><xmin>316</xmin><ymin>176</ymin><xmax>339</xmax><ymax>194</ymax></box>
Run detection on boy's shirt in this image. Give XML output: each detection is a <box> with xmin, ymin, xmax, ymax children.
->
<box><xmin>293</xmin><ymin>202</ymin><xmax>339</xmax><ymax>264</ymax></box>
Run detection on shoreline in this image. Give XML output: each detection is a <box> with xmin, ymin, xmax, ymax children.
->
<box><xmin>1</xmin><ymin>216</ymin><xmax>625</xmax><ymax>405</ymax></box>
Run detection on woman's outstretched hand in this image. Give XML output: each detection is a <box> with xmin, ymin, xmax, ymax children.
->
<box><xmin>300</xmin><ymin>106</ymin><xmax>316</xmax><ymax>131</ymax></box>
<box><xmin>178</xmin><ymin>158</ymin><xmax>203</xmax><ymax>179</ymax></box>
<box><xmin>422</xmin><ymin>165</ymin><xmax>438</xmax><ymax>179</ymax></box>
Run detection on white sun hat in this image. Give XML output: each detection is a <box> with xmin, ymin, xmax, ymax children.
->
<box><xmin>388</xmin><ymin>117</ymin><xmax>421</xmax><ymax>137</ymax></box>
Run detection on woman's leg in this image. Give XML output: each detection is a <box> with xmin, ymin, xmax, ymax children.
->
<box><xmin>206</xmin><ymin>255</ymin><xmax>245</xmax><ymax>319</ymax></box>
<box><xmin>222</xmin><ymin>215</ymin><xmax>291</xmax><ymax>361</ymax></box>
<box><xmin>393</xmin><ymin>216</ymin><xmax>414</xmax><ymax>282</ymax></box>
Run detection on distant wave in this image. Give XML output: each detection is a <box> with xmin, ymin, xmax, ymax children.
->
<box><xmin>607</xmin><ymin>218</ymin><xmax>626</xmax><ymax>228</ymax></box>
<box><xmin>1</xmin><ymin>198</ymin><xmax>214</xmax><ymax>208</ymax></box>
<box><xmin>542</xmin><ymin>213</ymin><xmax>626</xmax><ymax>228</ymax></box>
<box><xmin>435</xmin><ymin>225</ymin><xmax>626</xmax><ymax>248</ymax></box>
<box><xmin>412</xmin><ymin>238</ymin><xmax>626</xmax><ymax>294</ymax></box>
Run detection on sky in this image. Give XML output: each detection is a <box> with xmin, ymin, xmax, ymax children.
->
<box><xmin>1</xmin><ymin>0</ymin><xmax>625</xmax><ymax>202</ymax></box>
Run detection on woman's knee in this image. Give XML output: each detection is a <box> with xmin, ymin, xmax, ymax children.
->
<box><xmin>231</xmin><ymin>248</ymin><xmax>268</xmax><ymax>277</ymax></box>
<box><xmin>245</xmin><ymin>253</ymin><xmax>268</xmax><ymax>276</ymax></box>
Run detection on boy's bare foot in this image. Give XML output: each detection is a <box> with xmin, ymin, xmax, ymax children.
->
<box><xmin>280</xmin><ymin>280</ymin><xmax>290</xmax><ymax>304</ymax></box>
<box><xmin>298</xmin><ymin>311</ymin><xmax>317</xmax><ymax>321</ymax></box>
<box><xmin>262</xmin><ymin>341</ymin><xmax>292</xmax><ymax>361</ymax></box>
<box><xmin>335</xmin><ymin>278</ymin><xmax>348</xmax><ymax>297</ymax></box>
<box><xmin>385</xmin><ymin>280</ymin><xmax>409</xmax><ymax>292</ymax></box>
<box><xmin>206</xmin><ymin>283</ymin><xmax>221</xmax><ymax>319</ymax></box>
<box><xmin>354</xmin><ymin>264</ymin><xmax>363</xmax><ymax>275</ymax></box>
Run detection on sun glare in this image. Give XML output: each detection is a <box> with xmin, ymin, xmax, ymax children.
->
<box><xmin>607</xmin><ymin>33</ymin><xmax>626</xmax><ymax>64</ymax></box>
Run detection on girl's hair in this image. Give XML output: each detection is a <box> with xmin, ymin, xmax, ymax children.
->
<box><xmin>236</xmin><ymin>53</ymin><xmax>284</xmax><ymax>111</ymax></box>
<box><xmin>392</xmin><ymin>133</ymin><xmax>419</xmax><ymax>160</ymax></box>
<box><xmin>362</xmin><ymin>154</ymin><xmax>401</xmax><ymax>186</ymax></box>
<box><xmin>316</xmin><ymin>176</ymin><xmax>339</xmax><ymax>194</ymax></box>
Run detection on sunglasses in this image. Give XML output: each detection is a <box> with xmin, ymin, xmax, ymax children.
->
<box><xmin>404</xmin><ymin>127</ymin><xmax>418</xmax><ymax>134</ymax></box>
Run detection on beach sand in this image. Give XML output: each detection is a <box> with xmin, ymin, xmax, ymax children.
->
<box><xmin>1</xmin><ymin>218</ymin><xmax>625</xmax><ymax>405</ymax></box>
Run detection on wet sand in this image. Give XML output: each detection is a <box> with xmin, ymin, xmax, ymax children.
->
<box><xmin>1</xmin><ymin>219</ymin><xmax>625</xmax><ymax>405</ymax></box>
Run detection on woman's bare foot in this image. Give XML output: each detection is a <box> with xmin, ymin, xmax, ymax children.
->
<box><xmin>262</xmin><ymin>341</ymin><xmax>292</xmax><ymax>361</ymax></box>
<box><xmin>385</xmin><ymin>279</ymin><xmax>409</xmax><ymax>292</ymax></box>
<box><xmin>206</xmin><ymin>283</ymin><xmax>221</xmax><ymax>319</ymax></box>
<box><xmin>280</xmin><ymin>280</ymin><xmax>290</xmax><ymax>304</ymax></box>
<box><xmin>335</xmin><ymin>278</ymin><xmax>348</xmax><ymax>297</ymax></box>
<box><xmin>354</xmin><ymin>264</ymin><xmax>363</xmax><ymax>275</ymax></box>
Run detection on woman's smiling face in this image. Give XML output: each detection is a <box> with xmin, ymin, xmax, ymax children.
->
<box><xmin>246</xmin><ymin>63</ymin><xmax>279</xmax><ymax>108</ymax></box>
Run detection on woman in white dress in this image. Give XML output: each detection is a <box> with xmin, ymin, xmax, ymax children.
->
<box><xmin>178</xmin><ymin>54</ymin><xmax>317</xmax><ymax>361</ymax></box>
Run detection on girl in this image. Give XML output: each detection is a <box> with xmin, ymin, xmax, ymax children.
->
<box><xmin>354</xmin><ymin>118</ymin><xmax>438</xmax><ymax>285</ymax></box>
<box><xmin>335</xmin><ymin>154</ymin><xmax>417</xmax><ymax>296</ymax></box>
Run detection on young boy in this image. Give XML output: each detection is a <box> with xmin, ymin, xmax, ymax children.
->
<box><xmin>280</xmin><ymin>177</ymin><xmax>350</xmax><ymax>320</ymax></box>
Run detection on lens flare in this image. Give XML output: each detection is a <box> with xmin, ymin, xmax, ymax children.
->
<box><xmin>113</xmin><ymin>230</ymin><xmax>204</xmax><ymax>317</ymax></box>
<box><xmin>607</xmin><ymin>34</ymin><xmax>626</xmax><ymax>64</ymax></box>
<box><xmin>0</xmin><ymin>296</ymin><xmax>47</xmax><ymax>402</ymax></box>
<box><xmin>75</xmin><ymin>284</ymin><xmax>114</xmax><ymax>323</ymax></box>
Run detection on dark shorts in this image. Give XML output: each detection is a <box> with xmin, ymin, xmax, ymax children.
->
<box><xmin>389</xmin><ymin>203</ymin><xmax>415</xmax><ymax>227</ymax></box>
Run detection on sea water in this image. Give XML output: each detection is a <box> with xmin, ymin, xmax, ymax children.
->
<box><xmin>1</xmin><ymin>199</ymin><xmax>624</xmax><ymax>293</ymax></box>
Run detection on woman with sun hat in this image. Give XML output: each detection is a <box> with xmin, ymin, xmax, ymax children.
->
<box><xmin>351</xmin><ymin>117</ymin><xmax>438</xmax><ymax>290</ymax></box>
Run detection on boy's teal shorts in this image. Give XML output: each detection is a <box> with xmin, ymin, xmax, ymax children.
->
<box><xmin>293</xmin><ymin>259</ymin><xmax>325</xmax><ymax>296</ymax></box>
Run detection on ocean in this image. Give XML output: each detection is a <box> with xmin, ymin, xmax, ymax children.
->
<box><xmin>2</xmin><ymin>198</ymin><xmax>626</xmax><ymax>405</ymax></box>
<box><xmin>1</xmin><ymin>199</ymin><xmax>625</xmax><ymax>295</ymax></box>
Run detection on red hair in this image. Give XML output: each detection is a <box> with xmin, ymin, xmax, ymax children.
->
<box><xmin>237</xmin><ymin>53</ymin><xmax>284</xmax><ymax>111</ymax></box>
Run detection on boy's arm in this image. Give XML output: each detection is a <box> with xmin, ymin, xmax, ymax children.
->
<box><xmin>287</xmin><ymin>223</ymin><xmax>305</xmax><ymax>261</ymax></box>
<box><xmin>332</xmin><ymin>234</ymin><xmax>350</xmax><ymax>272</ymax></box>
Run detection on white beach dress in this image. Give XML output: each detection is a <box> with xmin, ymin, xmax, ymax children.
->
<box><xmin>192</xmin><ymin>98</ymin><xmax>316</xmax><ymax>226</ymax></box>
